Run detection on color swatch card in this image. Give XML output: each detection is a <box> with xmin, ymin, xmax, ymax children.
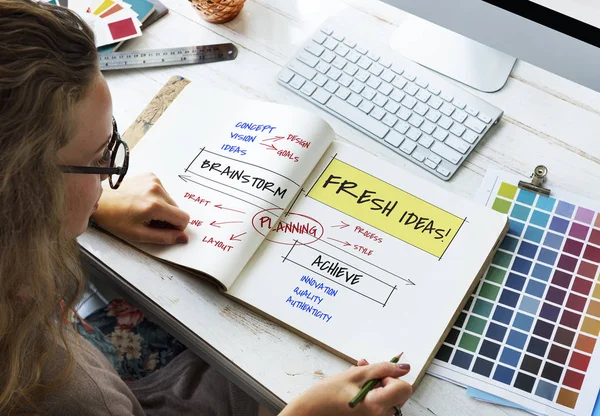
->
<box><xmin>428</xmin><ymin>169</ymin><xmax>600</xmax><ymax>416</ymax></box>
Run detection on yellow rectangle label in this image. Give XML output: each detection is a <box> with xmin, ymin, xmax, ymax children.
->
<box><xmin>309</xmin><ymin>159</ymin><xmax>464</xmax><ymax>257</ymax></box>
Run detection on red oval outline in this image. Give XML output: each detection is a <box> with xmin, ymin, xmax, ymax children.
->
<box><xmin>252</xmin><ymin>208</ymin><xmax>324</xmax><ymax>245</ymax></box>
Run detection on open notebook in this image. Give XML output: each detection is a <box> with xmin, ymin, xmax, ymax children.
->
<box><xmin>128</xmin><ymin>82</ymin><xmax>509</xmax><ymax>385</ymax></box>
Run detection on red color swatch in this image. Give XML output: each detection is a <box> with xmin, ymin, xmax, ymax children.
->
<box><xmin>583</xmin><ymin>244</ymin><xmax>600</xmax><ymax>263</ymax></box>
<box><xmin>590</xmin><ymin>228</ymin><xmax>600</xmax><ymax>246</ymax></box>
<box><xmin>563</xmin><ymin>370</ymin><xmax>584</xmax><ymax>390</ymax></box>
<box><xmin>572</xmin><ymin>277</ymin><xmax>593</xmax><ymax>296</ymax></box>
<box><xmin>569</xmin><ymin>351</ymin><xmax>591</xmax><ymax>372</ymax></box>
<box><xmin>566</xmin><ymin>293</ymin><xmax>586</xmax><ymax>312</ymax></box>
<box><xmin>578</xmin><ymin>261</ymin><xmax>598</xmax><ymax>279</ymax></box>
<box><xmin>108</xmin><ymin>18</ymin><xmax>137</xmax><ymax>40</ymax></box>
<box><xmin>560</xmin><ymin>310</ymin><xmax>582</xmax><ymax>330</ymax></box>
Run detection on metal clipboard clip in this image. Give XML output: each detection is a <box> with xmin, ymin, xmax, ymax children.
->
<box><xmin>518</xmin><ymin>165</ymin><xmax>551</xmax><ymax>196</ymax></box>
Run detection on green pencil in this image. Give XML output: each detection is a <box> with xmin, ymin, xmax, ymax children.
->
<box><xmin>348</xmin><ymin>354</ymin><xmax>402</xmax><ymax>409</ymax></box>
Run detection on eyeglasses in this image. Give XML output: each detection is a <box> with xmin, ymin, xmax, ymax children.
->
<box><xmin>59</xmin><ymin>117</ymin><xmax>129</xmax><ymax>189</ymax></box>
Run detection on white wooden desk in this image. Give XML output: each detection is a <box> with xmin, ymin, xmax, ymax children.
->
<box><xmin>78</xmin><ymin>1</ymin><xmax>600</xmax><ymax>414</ymax></box>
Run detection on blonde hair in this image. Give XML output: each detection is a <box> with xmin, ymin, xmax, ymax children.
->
<box><xmin>0</xmin><ymin>1</ymin><xmax>99</xmax><ymax>412</ymax></box>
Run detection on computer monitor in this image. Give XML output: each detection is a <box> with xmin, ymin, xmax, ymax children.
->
<box><xmin>382</xmin><ymin>0</ymin><xmax>600</xmax><ymax>93</ymax></box>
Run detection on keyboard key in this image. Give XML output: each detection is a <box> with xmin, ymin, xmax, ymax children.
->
<box><xmin>414</xmin><ymin>103</ymin><xmax>429</xmax><ymax>116</ymax></box>
<box><xmin>379</xmin><ymin>57</ymin><xmax>392</xmax><ymax>68</ymax></box>
<box><xmin>338</xmin><ymin>74</ymin><xmax>353</xmax><ymax>87</ymax></box>
<box><xmin>324</xmin><ymin>80</ymin><xmax>339</xmax><ymax>94</ymax></box>
<box><xmin>406</xmin><ymin>126</ymin><xmax>422</xmax><ymax>140</ymax></box>
<box><xmin>462</xmin><ymin>130</ymin><xmax>478</xmax><ymax>144</ymax></box>
<box><xmin>464</xmin><ymin>116</ymin><xmax>486</xmax><ymax>133</ymax></box>
<box><xmin>335</xmin><ymin>87</ymin><xmax>351</xmax><ymax>100</ymax></box>
<box><xmin>289</xmin><ymin>61</ymin><xmax>316</xmax><ymax>80</ymax></box>
<box><xmin>453</xmin><ymin>99</ymin><xmax>466</xmax><ymax>110</ymax></box>
<box><xmin>327</xmin><ymin>68</ymin><xmax>342</xmax><ymax>81</ymax></box>
<box><xmin>357</xmin><ymin>56</ymin><xmax>372</xmax><ymax>70</ymax></box>
<box><xmin>313</xmin><ymin>32</ymin><xmax>327</xmax><ymax>44</ymax></box>
<box><xmin>451</xmin><ymin>110</ymin><xmax>467</xmax><ymax>123</ymax></box>
<box><xmin>278</xmin><ymin>68</ymin><xmax>295</xmax><ymax>83</ymax></box>
<box><xmin>323</xmin><ymin>38</ymin><xmax>338</xmax><ymax>50</ymax></box>
<box><xmin>378</xmin><ymin>82</ymin><xmax>393</xmax><ymax>96</ymax></box>
<box><xmin>289</xmin><ymin>75</ymin><xmax>305</xmax><ymax>89</ymax></box>
<box><xmin>382</xmin><ymin>113</ymin><xmax>397</xmax><ymax>127</ymax></box>
<box><xmin>320</xmin><ymin>27</ymin><xmax>333</xmax><ymax>35</ymax></box>
<box><xmin>449</xmin><ymin>123</ymin><xmax>466</xmax><ymax>137</ymax></box>
<box><xmin>313</xmin><ymin>73</ymin><xmax>328</xmax><ymax>87</ymax></box>
<box><xmin>415</xmin><ymin>78</ymin><xmax>428</xmax><ymax>88</ymax></box>
<box><xmin>321</xmin><ymin>50</ymin><xmax>336</xmax><ymax>63</ymax></box>
<box><xmin>432</xmin><ymin>128</ymin><xmax>448</xmax><ymax>141</ymax></box>
<box><xmin>335</xmin><ymin>44</ymin><xmax>350</xmax><ymax>57</ymax></box>
<box><xmin>391</xmin><ymin>64</ymin><xmax>404</xmax><ymax>75</ymax></box>
<box><xmin>311</xmin><ymin>88</ymin><xmax>330</xmax><ymax>104</ymax></box>
<box><xmin>343</xmin><ymin>63</ymin><xmax>358</xmax><ymax>76</ymax></box>
<box><xmin>403</xmin><ymin>83</ymin><xmax>418</xmax><ymax>96</ymax></box>
<box><xmin>369</xmin><ymin>106</ymin><xmax>386</xmax><ymax>120</ymax></box>
<box><xmin>358</xmin><ymin>100</ymin><xmax>374</xmax><ymax>114</ymax></box>
<box><xmin>428</xmin><ymin>154</ymin><xmax>441</xmax><ymax>164</ymax></box>
<box><xmin>392</xmin><ymin>77</ymin><xmax>407</xmax><ymax>90</ymax></box>
<box><xmin>369</xmin><ymin>63</ymin><xmax>384</xmax><ymax>76</ymax></box>
<box><xmin>298</xmin><ymin>52</ymin><xmax>319</xmax><ymax>68</ymax></box>
<box><xmin>332</xmin><ymin>32</ymin><xmax>345</xmax><ymax>41</ymax></box>
<box><xmin>478</xmin><ymin>113</ymin><xmax>493</xmax><ymax>124</ymax></box>
<box><xmin>315</xmin><ymin>61</ymin><xmax>331</xmax><ymax>74</ymax></box>
<box><xmin>381</xmin><ymin>69</ymin><xmax>395</xmax><ymax>83</ymax></box>
<box><xmin>301</xmin><ymin>82</ymin><xmax>317</xmax><ymax>96</ymax></box>
<box><xmin>438</xmin><ymin>116</ymin><xmax>453</xmax><ymax>130</ymax></box>
<box><xmin>355</xmin><ymin>45</ymin><xmax>368</xmax><ymax>55</ymax></box>
<box><xmin>373</xmin><ymin>93</ymin><xmax>388</xmax><ymax>107</ymax></box>
<box><xmin>332</xmin><ymin>56</ymin><xmax>347</xmax><ymax>70</ymax></box>
<box><xmin>440</xmin><ymin>92</ymin><xmax>453</xmax><ymax>102</ymax></box>
<box><xmin>402</xmin><ymin>72</ymin><xmax>416</xmax><ymax>81</ymax></box>
<box><xmin>408</xmin><ymin>114</ymin><xmax>424</xmax><ymax>128</ymax></box>
<box><xmin>346</xmin><ymin>50</ymin><xmax>361</xmax><ymax>63</ymax></box>
<box><xmin>418</xmin><ymin>135</ymin><xmax>434</xmax><ymax>148</ymax></box>
<box><xmin>401</xmin><ymin>96</ymin><xmax>417</xmax><ymax>109</ymax></box>
<box><xmin>399</xmin><ymin>139</ymin><xmax>417</xmax><ymax>155</ymax></box>
<box><xmin>428</xmin><ymin>86</ymin><xmax>441</xmax><ymax>95</ymax></box>
<box><xmin>366</xmin><ymin>77</ymin><xmax>382</xmax><ymax>89</ymax></box>
<box><xmin>355</xmin><ymin>69</ymin><xmax>370</xmax><ymax>83</ymax></box>
<box><xmin>347</xmin><ymin>93</ymin><xmax>362</xmax><ymax>107</ymax></box>
<box><xmin>390</xmin><ymin>89</ymin><xmax>405</xmax><ymax>103</ymax></box>
<box><xmin>361</xmin><ymin>87</ymin><xmax>376</xmax><ymax>101</ymax></box>
<box><xmin>425</xmin><ymin>110</ymin><xmax>441</xmax><ymax>123</ymax></box>
<box><xmin>394</xmin><ymin>120</ymin><xmax>410</xmax><ymax>134</ymax></box>
<box><xmin>439</xmin><ymin>102</ymin><xmax>455</xmax><ymax>116</ymax></box>
<box><xmin>367</xmin><ymin>50</ymin><xmax>380</xmax><ymax>61</ymax></box>
<box><xmin>446</xmin><ymin>134</ymin><xmax>470</xmax><ymax>154</ymax></box>
<box><xmin>343</xmin><ymin>38</ymin><xmax>357</xmax><ymax>48</ymax></box>
<box><xmin>428</xmin><ymin>96</ymin><xmax>443</xmax><ymax>110</ymax></box>
<box><xmin>416</xmin><ymin>89</ymin><xmax>431</xmax><ymax>103</ymax></box>
<box><xmin>431</xmin><ymin>141</ymin><xmax>462</xmax><ymax>164</ymax></box>
<box><xmin>465</xmin><ymin>106</ymin><xmax>479</xmax><ymax>117</ymax></box>
<box><xmin>421</xmin><ymin>121</ymin><xmax>436</xmax><ymax>135</ymax></box>
<box><xmin>384</xmin><ymin>130</ymin><xmax>404</xmax><ymax>147</ymax></box>
<box><xmin>384</xmin><ymin>101</ymin><xmax>400</xmax><ymax>114</ymax></box>
<box><xmin>412</xmin><ymin>152</ymin><xmax>426</xmax><ymax>162</ymax></box>
<box><xmin>437</xmin><ymin>166</ymin><xmax>451</xmax><ymax>177</ymax></box>
<box><xmin>305</xmin><ymin>42</ymin><xmax>325</xmax><ymax>56</ymax></box>
<box><xmin>424</xmin><ymin>159</ymin><xmax>438</xmax><ymax>170</ymax></box>
<box><xmin>397</xmin><ymin>107</ymin><xmax>411</xmax><ymax>121</ymax></box>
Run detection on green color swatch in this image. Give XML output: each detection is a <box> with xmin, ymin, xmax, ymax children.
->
<box><xmin>479</xmin><ymin>282</ymin><xmax>500</xmax><ymax>301</ymax></box>
<box><xmin>486</xmin><ymin>266</ymin><xmax>507</xmax><ymax>284</ymax></box>
<box><xmin>492</xmin><ymin>197</ymin><xmax>512</xmax><ymax>214</ymax></box>
<box><xmin>473</xmin><ymin>299</ymin><xmax>494</xmax><ymax>317</ymax></box>
<box><xmin>492</xmin><ymin>251</ymin><xmax>513</xmax><ymax>268</ymax></box>
<box><xmin>459</xmin><ymin>333</ymin><xmax>481</xmax><ymax>352</ymax></box>
<box><xmin>498</xmin><ymin>182</ymin><xmax>517</xmax><ymax>199</ymax></box>
<box><xmin>466</xmin><ymin>316</ymin><xmax>487</xmax><ymax>335</ymax></box>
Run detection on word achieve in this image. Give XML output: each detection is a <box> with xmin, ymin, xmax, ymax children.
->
<box><xmin>285</xmin><ymin>296</ymin><xmax>333</xmax><ymax>323</ymax></box>
<box><xmin>201</xmin><ymin>236</ymin><xmax>233</xmax><ymax>252</ymax></box>
<box><xmin>311</xmin><ymin>255</ymin><xmax>362</xmax><ymax>285</ymax></box>
<box><xmin>234</xmin><ymin>122</ymin><xmax>276</xmax><ymax>134</ymax></box>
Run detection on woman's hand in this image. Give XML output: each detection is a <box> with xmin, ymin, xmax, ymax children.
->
<box><xmin>91</xmin><ymin>173</ymin><xmax>190</xmax><ymax>245</ymax></box>
<box><xmin>280</xmin><ymin>357</ymin><xmax>412</xmax><ymax>416</ymax></box>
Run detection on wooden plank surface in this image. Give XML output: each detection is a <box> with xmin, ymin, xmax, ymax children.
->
<box><xmin>80</xmin><ymin>0</ymin><xmax>600</xmax><ymax>414</ymax></box>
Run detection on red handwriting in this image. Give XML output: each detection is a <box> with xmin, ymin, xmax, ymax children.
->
<box><xmin>189</xmin><ymin>219</ymin><xmax>203</xmax><ymax>227</ymax></box>
<box><xmin>184</xmin><ymin>192</ymin><xmax>210</xmax><ymax>206</ymax></box>
<box><xmin>210</xmin><ymin>220</ymin><xmax>243</xmax><ymax>228</ymax></box>
<box><xmin>354</xmin><ymin>226</ymin><xmax>383</xmax><ymax>243</ymax></box>
<box><xmin>252</xmin><ymin>208</ymin><xmax>323</xmax><ymax>245</ymax></box>
<box><xmin>331</xmin><ymin>221</ymin><xmax>349</xmax><ymax>229</ymax></box>
<box><xmin>326</xmin><ymin>237</ymin><xmax>351</xmax><ymax>247</ymax></box>
<box><xmin>285</xmin><ymin>134</ymin><xmax>311</xmax><ymax>149</ymax></box>
<box><xmin>230</xmin><ymin>232</ymin><xmax>246</xmax><ymax>241</ymax></box>
<box><xmin>262</xmin><ymin>135</ymin><xmax>285</xmax><ymax>143</ymax></box>
<box><xmin>353</xmin><ymin>244</ymin><xmax>374</xmax><ymax>256</ymax></box>
<box><xmin>276</xmin><ymin>148</ymin><xmax>299</xmax><ymax>162</ymax></box>
<box><xmin>260</xmin><ymin>143</ymin><xmax>278</xmax><ymax>151</ymax></box>
<box><xmin>201</xmin><ymin>236</ymin><xmax>234</xmax><ymax>252</ymax></box>
<box><xmin>214</xmin><ymin>204</ymin><xmax>245</xmax><ymax>214</ymax></box>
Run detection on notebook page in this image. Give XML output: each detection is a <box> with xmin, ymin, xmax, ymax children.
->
<box><xmin>126</xmin><ymin>82</ymin><xmax>334</xmax><ymax>289</ymax></box>
<box><xmin>228</xmin><ymin>141</ymin><xmax>508</xmax><ymax>384</ymax></box>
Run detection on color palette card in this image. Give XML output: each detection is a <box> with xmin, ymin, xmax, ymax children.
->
<box><xmin>428</xmin><ymin>169</ymin><xmax>600</xmax><ymax>416</ymax></box>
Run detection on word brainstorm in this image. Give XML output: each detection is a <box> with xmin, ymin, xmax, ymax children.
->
<box><xmin>309</xmin><ymin>159</ymin><xmax>464</xmax><ymax>257</ymax></box>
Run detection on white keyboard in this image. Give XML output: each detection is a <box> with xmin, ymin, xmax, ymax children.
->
<box><xmin>277</xmin><ymin>24</ymin><xmax>503</xmax><ymax>180</ymax></box>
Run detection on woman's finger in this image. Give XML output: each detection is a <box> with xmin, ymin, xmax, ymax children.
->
<box><xmin>365</xmin><ymin>377</ymin><xmax>412</xmax><ymax>410</ymax></box>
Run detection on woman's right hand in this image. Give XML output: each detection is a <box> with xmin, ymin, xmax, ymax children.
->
<box><xmin>280</xmin><ymin>358</ymin><xmax>412</xmax><ymax>416</ymax></box>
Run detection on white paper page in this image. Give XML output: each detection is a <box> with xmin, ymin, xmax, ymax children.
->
<box><xmin>228</xmin><ymin>141</ymin><xmax>508</xmax><ymax>384</ymax></box>
<box><xmin>127</xmin><ymin>83</ymin><xmax>334</xmax><ymax>289</ymax></box>
<box><xmin>428</xmin><ymin>169</ymin><xmax>600</xmax><ymax>416</ymax></box>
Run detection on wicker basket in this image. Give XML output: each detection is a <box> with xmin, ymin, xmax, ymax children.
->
<box><xmin>189</xmin><ymin>0</ymin><xmax>246</xmax><ymax>23</ymax></box>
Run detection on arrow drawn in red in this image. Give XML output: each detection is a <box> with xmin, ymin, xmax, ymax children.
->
<box><xmin>214</xmin><ymin>204</ymin><xmax>246</xmax><ymax>214</ymax></box>
<box><xmin>230</xmin><ymin>232</ymin><xmax>247</xmax><ymax>241</ymax></box>
<box><xmin>327</xmin><ymin>237</ymin><xmax>352</xmax><ymax>247</ymax></box>
<box><xmin>210</xmin><ymin>220</ymin><xmax>244</xmax><ymax>228</ymax></box>
<box><xmin>261</xmin><ymin>135</ymin><xmax>285</xmax><ymax>143</ymax></box>
<box><xmin>260</xmin><ymin>143</ymin><xmax>278</xmax><ymax>151</ymax></box>
<box><xmin>331</xmin><ymin>221</ymin><xmax>349</xmax><ymax>229</ymax></box>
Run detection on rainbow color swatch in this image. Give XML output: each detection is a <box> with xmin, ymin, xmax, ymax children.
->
<box><xmin>429</xmin><ymin>174</ymin><xmax>600</xmax><ymax>416</ymax></box>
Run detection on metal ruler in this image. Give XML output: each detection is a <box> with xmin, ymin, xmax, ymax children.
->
<box><xmin>99</xmin><ymin>43</ymin><xmax>238</xmax><ymax>71</ymax></box>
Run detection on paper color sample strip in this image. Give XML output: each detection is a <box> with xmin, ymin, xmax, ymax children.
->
<box><xmin>428</xmin><ymin>171</ymin><xmax>600</xmax><ymax>416</ymax></box>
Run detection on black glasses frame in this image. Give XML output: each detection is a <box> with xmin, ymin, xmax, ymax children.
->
<box><xmin>60</xmin><ymin>117</ymin><xmax>129</xmax><ymax>189</ymax></box>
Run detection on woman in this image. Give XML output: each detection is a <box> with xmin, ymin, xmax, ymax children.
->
<box><xmin>0</xmin><ymin>1</ymin><xmax>412</xmax><ymax>414</ymax></box>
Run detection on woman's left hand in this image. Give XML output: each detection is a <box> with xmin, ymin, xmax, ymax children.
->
<box><xmin>91</xmin><ymin>173</ymin><xmax>190</xmax><ymax>245</ymax></box>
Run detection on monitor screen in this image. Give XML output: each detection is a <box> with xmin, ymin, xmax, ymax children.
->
<box><xmin>483</xmin><ymin>0</ymin><xmax>600</xmax><ymax>48</ymax></box>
